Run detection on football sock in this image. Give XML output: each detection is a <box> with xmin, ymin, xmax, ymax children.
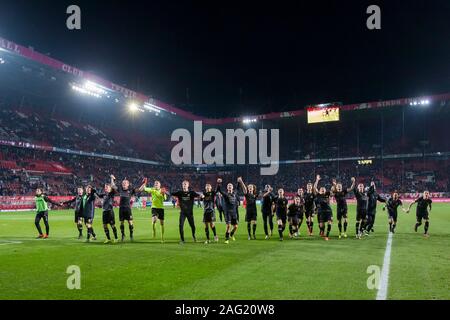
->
<box><xmin>104</xmin><ymin>226</ymin><xmax>110</xmax><ymax>240</ymax></box>
<box><xmin>112</xmin><ymin>226</ymin><xmax>118</xmax><ymax>239</ymax></box>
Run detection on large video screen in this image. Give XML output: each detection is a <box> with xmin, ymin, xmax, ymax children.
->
<box><xmin>307</xmin><ymin>106</ymin><xmax>340</xmax><ymax>124</ymax></box>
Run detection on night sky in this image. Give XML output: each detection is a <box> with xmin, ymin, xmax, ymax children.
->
<box><xmin>0</xmin><ymin>0</ymin><xmax>449</xmax><ymax>117</ymax></box>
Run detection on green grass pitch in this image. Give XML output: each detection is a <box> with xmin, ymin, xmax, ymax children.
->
<box><xmin>0</xmin><ymin>203</ymin><xmax>449</xmax><ymax>300</ymax></box>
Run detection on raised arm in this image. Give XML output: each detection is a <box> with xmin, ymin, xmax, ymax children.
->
<box><xmin>348</xmin><ymin>177</ymin><xmax>356</xmax><ymax>192</ymax></box>
<box><xmin>110</xmin><ymin>175</ymin><xmax>118</xmax><ymax>190</ymax></box>
<box><xmin>313</xmin><ymin>175</ymin><xmax>320</xmax><ymax>194</ymax></box>
<box><xmin>237</xmin><ymin>177</ymin><xmax>248</xmax><ymax>195</ymax></box>
<box><xmin>138</xmin><ymin>177</ymin><xmax>148</xmax><ymax>192</ymax></box>
<box><xmin>215</xmin><ymin>178</ymin><xmax>226</xmax><ymax>197</ymax></box>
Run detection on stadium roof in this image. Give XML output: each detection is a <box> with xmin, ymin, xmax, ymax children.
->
<box><xmin>2</xmin><ymin>36</ymin><xmax>450</xmax><ymax>125</ymax></box>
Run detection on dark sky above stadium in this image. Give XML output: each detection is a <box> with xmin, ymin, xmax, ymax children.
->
<box><xmin>0</xmin><ymin>0</ymin><xmax>449</xmax><ymax>117</ymax></box>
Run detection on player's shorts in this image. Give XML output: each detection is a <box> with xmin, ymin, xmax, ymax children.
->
<box><xmin>224</xmin><ymin>211</ymin><xmax>238</xmax><ymax>225</ymax></box>
<box><xmin>305</xmin><ymin>208</ymin><xmax>314</xmax><ymax>218</ymax></box>
<box><xmin>119</xmin><ymin>207</ymin><xmax>133</xmax><ymax>221</ymax></box>
<box><xmin>245</xmin><ymin>209</ymin><xmax>257</xmax><ymax>222</ymax></box>
<box><xmin>356</xmin><ymin>208</ymin><xmax>367</xmax><ymax>221</ymax></box>
<box><xmin>35</xmin><ymin>211</ymin><xmax>48</xmax><ymax>221</ymax></box>
<box><xmin>102</xmin><ymin>210</ymin><xmax>115</xmax><ymax>225</ymax></box>
<box><xmin>367</xmin><ymin>208</ymin><xmax>377</xmax><ymax>217</ymax></box>
<box><xmin>318</xmin><ymin>210</ymin><xmax>333</xmax><ymax>223</ymax></box>
<box><xmin>276</xmin><ymin>212</ymin><xmax>287</xmax><ymax>224</ymax></box>
<box><xmin>203</xmin><ymin>209</ymin><xmax>216</xmax><ymax>223</ymax></box>
<box><xmin>151</xmin><ymin>208</ymin><xmax>165</xmax><ymax>220</ymax></box>
<box><xmin>336</xmin><ymin>207</ymin><xmax>348</xmax><ymax>220</ymax></box>
<box><xmin>296</xmin><ymin>211</ymin><xmax>304</xmax><ymax>221</ymax></box>
<box><xmin>261</xmin><ymin>208</ymin><xmax>272</xmax><ymax>217</ymax></box>
<box><xmin>74</xmin><ymin>211</ymin><xmax>83</xmax><ymax>223</ymax></box>
<box><xmin>388</xmin><ymin>210</ymin><xmax>398</xmax><ymax>222</ymax></box>
<box><xmin>416</xmin><ymin>211</ymin><xmax>429</xmax><ymax>222</ymax></box>
<box><xmin>288</xmin><ymin>215</ymin><xmax>299</xmax><ymax>225</ymax></box>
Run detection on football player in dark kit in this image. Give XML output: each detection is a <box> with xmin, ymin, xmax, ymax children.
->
<box><xmin>287</xmin><ymin>195</ymin><xmax>303</xmax><ymax>239</ymax></box>
<box><xmin>353</xmin><ymin>180</ymin><xmax>370</xmax><ymax>239</ymax></box>
<box><xmin>171</xmin><ymin>180</ymin><xmax>201</xmax><ymax>244</ymax></box>
<box><xmin>273</xmin><ymin>188</ymin><xmax>288</xmax><ymax>241</ymax></box>
<box><xmin>82</xmin><ymin>185</ymin><xmax>98</xmax><ymax>242</ymax></box>
<box><xmin>365</xmin><ymin>181</ymin><xmax>386</xmax><ymax>235</ymax></box>
<box><xmin>383</xmin><ymin>192</ymin><xmax>407</xmax><ymax>233</ymax></box>
<box><xmin>215</xmin><ymin>192</ymin><xmax>225</xmax><ymax>222</ymax></box>
<box><xmin>34</xmin><ymin>188</ymin><xmax>61</xmax><ymax>238</ymax></box>
<box><xmin>62</xmin><ymin>187</ymin><xmax>85</xmax><ymax>239</ymax></box>
<box><xmin>237</xmin><ymin>177</ymin><xmax>258</xmax><ymax>240</ymax></box>
<box><xmin>331</xmin><ymin>178</ymin><xmax>355</xmax><ymax>239</ymax></box>
<box><xmin>304</xmin><ymin>182</ymin><xmax>316</xmax><ymax>236</ymax></box>
<box><xmin>216</xmin><ymin>178</ymin><xmax>239</xmax><ymax>244</ymax></box>
<box><xmin>407</xmin><ymin>191</ymin><xmax>433</xmax><ymax>237</ymax></box>
<box><xmin>261</xmin><ymin>185</ymin><xmax>275</xmax><ymax>239</ymax></box>
<box><xmin>110</xmin><ymin>175</ymin><xmax>146</xmax><ymax>242</ymax></box>
<box><xmin>313</xmin><ymin>175</ymin><xmax>333</xmax><ymax>241</ymax></box>
<box><xmin>200</xmin><ymin>183</ymin><xmax>218</xmax><ymax>244</ymax></box>
<box><xmin>294</xmin><ymin>188</ymin><xmax>306</xmax><ymax>235</ymax></box>
<box><xmin>96</xmin><ymin>183</ymin><xmax>118</xmax><ymax>243</ymax></box>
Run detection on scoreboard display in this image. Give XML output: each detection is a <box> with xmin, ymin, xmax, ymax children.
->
<box><xmin>307</xmin><ymin>106</ymin><xmax>340</xmax><ymax>124</ymax></box>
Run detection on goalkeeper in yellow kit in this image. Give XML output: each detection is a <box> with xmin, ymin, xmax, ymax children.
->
<box><xmin>141</xmin><ymin>179</ymin><xmax>168</xmax><ymax>243</ymax></box>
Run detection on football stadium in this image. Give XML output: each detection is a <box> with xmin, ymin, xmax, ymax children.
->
<box><xmin>0</xmin><ymin>1</ymin><xmax>449</xmax><ymax>307</ymax></box>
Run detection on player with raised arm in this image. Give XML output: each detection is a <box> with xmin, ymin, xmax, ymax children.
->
<box><xmin>352</xmin><ymin>179</ymin><xmax>369</xmax><ymax>239</ymax></box>
<box><xmin>407</xmin><ymin>191</ymin><xmax>432</xmax><ymax>237</ymax></box>
<box><xmin>304</xmin><ymin>182</ymin><xmax>316</xmax><ymax>236</ymax></box>
<box><xmin>96</xmin><ymin>183</ymin><xmax>118</xmax><ymax>244</ymax></box>
<box><xmin>383</xmin><ymin>192</ymin><xmax>407</xmax><ymax>233</ymax></box>
<box><xmin>261</xmin><ymin>185</ymin><xmax>275</xmax><ymax>239</ymax></box>
<box><xmin>62</xmin><ymin>187</ymin><xmax>85</xmax><ymax>239</ymax></box>
<box><xmin>34</xmin><ymin>188</ymin><xmax>61</xmax><ymax>239</ymax></box>
<box><xmin>110</xmin><ymin>175</ymin><xmax>146</xmax><ymax>242</ymax></box>
<box><xmin>273</xmin><ymin>188</ymin><xmax>288</xmax><ymax>241</ymax></box>
<box><xmin>331</xmin><ymin>178</ymin><xmax>355</xmax><ymax>239</ymax></box>
<box><xmin>216</xmin><ymin>178</ymin><xmax>239</xmax><ymax>244</ymax></box>
<box><xmin>142</xmin><ymin>179</ymin><xmax>168</xmax><ymax>243</ymax></box>
<box><xmin>365</xmin><ymin>181</ymin><xmax>386</xmax><ymax>235</ymax></box>
<box><xmin>201</xmin><ymin>183</ymin><xmax>219</xmax><ymax>244</ymax></box>
<box><xmin>313</xmin><ymin>175</ymin><xmax>333</xmax><ymax>241</ymax></box>
<box><xmin>237</xmin><ymin>177</ymin><xmax>258</xmax><ymax>240</ymax></box>
<box><xmin>171</xmin><ymin>180</ymin><xmax>201</xmax><ymax>244</ymax></box>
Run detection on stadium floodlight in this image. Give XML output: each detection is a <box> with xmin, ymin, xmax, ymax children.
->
<box><xmin>410</xmin><ymin>99</ymin><xmax>430</xmax><ymax>106</ymax></box>
<box><xmin>0</xmin><ymin>58</ymin><xmax>5</xmax><ymax>64</ymax></box>
<box><xmin>71</xmin><ymin>84</ymin><xmax>101</xmax><ymax>98</ymax></box>
<box><xmin>128</xmin><ymin>102</ymin><xmax>139</xmax><ymax>113</ymax></box>
<box><xmin>143</xmin><ymin>102</ymin><xmax>162</xmax><ymax>114</ymax></box>
<box><xmin>242</xmin><ymin>118</ymin><xmax>257</xmax><ymax>124</ymax></box>
<box><xmin>84</xmin><ymin>80</ymin><xmax>108</xmax><ymax>95</ymax></box>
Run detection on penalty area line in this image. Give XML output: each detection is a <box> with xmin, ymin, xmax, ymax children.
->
<box><xmin>376</xmin><ymin>231</ymin><xmax>393</xmax><ymax>300</ymax></box>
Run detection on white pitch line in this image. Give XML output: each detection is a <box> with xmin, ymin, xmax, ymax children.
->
<box><xmin>376</xmin><ymin>232</ymin><xmax>393</xmax><ymax>300</ymax></box>
<box><xmin>0</xmin><ymin>240</ymin><xmax>23</xmax><ymax>246</ymax></box>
